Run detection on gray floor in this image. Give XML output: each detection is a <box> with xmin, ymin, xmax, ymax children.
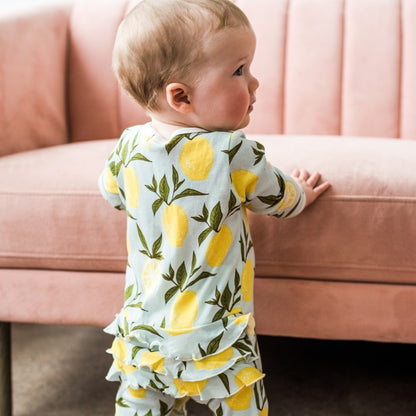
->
<box><xmin>11</xmin><ymin>323</ymin><xmax>416</xmax><ymax>415</ymax></box>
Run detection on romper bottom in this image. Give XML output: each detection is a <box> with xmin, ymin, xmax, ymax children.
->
<box><xmin>115</xmin><ymin>377</ymin><xmax>269</xmax><ymax>416</ymax></box>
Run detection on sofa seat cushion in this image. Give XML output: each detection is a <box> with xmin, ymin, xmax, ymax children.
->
<box><xmin>0</xmin><ymin>139</ymin><xmax>127</xmax><ymax>272</ymax></box>
<box><xmin>1</xmin><ymin>135</ymin><xmax>415</xmax><ymax>284</ymax></box>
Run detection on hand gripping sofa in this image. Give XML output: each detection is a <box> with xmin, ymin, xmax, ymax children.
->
<box><xmin>1</xmin><ymin>0</ymin><xmax>416</xmax><ymax>413</ymax></box>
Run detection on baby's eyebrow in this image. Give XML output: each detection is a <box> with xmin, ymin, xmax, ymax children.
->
<box><xmin>234</xmin><ymin>55</ymin><xmax>249</xmax><ymax>65</ymax></box>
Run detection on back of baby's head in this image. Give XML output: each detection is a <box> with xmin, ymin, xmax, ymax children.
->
<box><xmin>113</xmin><ymin>0</ymin><xmax>250</xmax><ymax>111</ymax></box>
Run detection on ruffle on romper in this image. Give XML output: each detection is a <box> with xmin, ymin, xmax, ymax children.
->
<box><xmin>105</xmin><ymin>312</ymin><xmax>265</xmax><ymax>401</ymax></box>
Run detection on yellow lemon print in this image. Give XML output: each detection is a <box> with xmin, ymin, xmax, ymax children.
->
<box><xmin>226</xmin><ymin>366</ymin><xmax>264</xmax><ymax>410</ymax></box>
<box><xmin>173</xmin><ymin>378</ymin><xmax>208</xmax><ymax>396</ymax></box>
<box><xmin>234</xmin><ymin>313</ymin><xmax>250</xmax><ymax>326</ymax></box>
<box><xmin>179</xmin><ymin>137</ymin><xmax>214</xmax><ymax>180</ymax></box>
<box><xmin>141</xmin><ymin>134</ymin><xmax>153</xmax><ymax>149</ymax></box>
<box><xmin>111</xmin><ymin>338</ymin><xmax>136</xmax><ymax>374</ymax></box>
<box><xmin>234</xmin><ymin>314</ymin><xmax>255</xmax><ymax>336</ymax></box>
<box><xmin>194</xmin><ymin>347</ymin><xmax>233</xmax><ymax>370</ymax></box>
<box><xmin>259</xmin><ymin>407</ymin><xmax>269</xmax><ymax>416</ymax></box>
<box><xmin>231</xmin><ymin>170</ymin><xmax>258</xmax><ymax>202</ymax></box>
<box><xmin>235</xmin><ymin>366</ymin><xmax>264</xmax><ymax>387</ymax></box>
<box><xmin>241</xmin><ymin>259</ymin><xmax>254</xmax><ymax>302</ymax></box>
<box><xmin>139</xmin><ymin>351</ymin><xmax>165</xmax><ymax>374</ymax></box>
<box><xmin>124</xmin><ymin>166</ymin><xmax>139</xmax><ymax>208</ymax></box>
<box><xmin>277</xmin><ymin>180</ymin><xmax>299</xmax><ymax>211</ymax></box>
<box><xmin>225</xmin><ymin>385</ymin><xmax>253</xmax><ymax>410</ymax></box>
<box><xmin>228</xmin><ymin>307</ymin><xmax>243</xmax><ymax>316</ymax></box>
<box><xmin>169</xmin><ymin>290</ymin><xmax>198</xmax><ymax>334</ymax></box>
<box><xmin>126</xmin><ymin>234</ymin><xmax>131</xmax><ymax>256</ymax></box>
<box><xmin>163</xmin><ymin>204</ymin><xmax>188</xmax><ymax>247</ymax></box>
<box><xmin>111</xmin><ymin>338</ymin><xmax>127</xmax><ymax>360</ymax></box>
<box><xmin>206</xmin><ymin>224</ymin><xmax>233</xmax><ymax>267</ymax></box>
<box><xmin>104</xmin><ymin>169</ymin><xmax>119</xmax><ymax>194</ymax></box>
<box><xmin>128</xmin><ymin>386</ymin><xmax>146</xmax><ymax>399</ymax></box>
<box><xmin>142</xmin><ymin>258</ymin><xmax>161</xmax><ymax>295</ymax></box>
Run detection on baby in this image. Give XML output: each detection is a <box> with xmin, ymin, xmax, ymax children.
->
<box><xmin>99</xmin><ymin>0</ymin><xmax>330</xmax><ymax>415</ymax></box>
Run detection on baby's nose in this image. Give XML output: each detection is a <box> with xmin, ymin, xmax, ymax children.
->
<box><xmin>250</xmin><ymin>74</ymin><xmax>260</xmax><ymax>92</ymax></box>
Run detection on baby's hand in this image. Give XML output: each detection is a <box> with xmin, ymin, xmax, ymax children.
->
<box><xmin>291</xmin><ymin>168</ymin><xmax>331</xmax><ymax>207</ymax></box>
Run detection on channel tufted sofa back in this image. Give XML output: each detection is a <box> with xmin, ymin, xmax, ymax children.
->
<box><xmin>68</xmin><ymin>0</ymin><xmax>416</xmax><ymax>141</ymax></box>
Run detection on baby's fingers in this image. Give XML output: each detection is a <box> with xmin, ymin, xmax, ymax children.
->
<box><xmin>313</xmin><ymin>180</ymin><xmax>331</xmax><ymax>196</ymax></box>
<box><xmin>306</xmin><ymin>171</ymin><xmax>321</xmax><ymax>187</ymax></box>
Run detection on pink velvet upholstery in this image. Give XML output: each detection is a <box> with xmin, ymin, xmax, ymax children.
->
<box><xmin>1</xmin><ymin>0</ymin><xmax>416</xmax><ymax>348</ymax></box>
<box><xmin>0</xmin><ymin>3</ymin><xmax>71</xmax><ymax>156</ymax></box>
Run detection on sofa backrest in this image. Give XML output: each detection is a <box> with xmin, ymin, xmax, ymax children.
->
<box><xmin>68</xmin><ymin>0</ymin><xmax>416</xmax><ymax>141</ymax></box>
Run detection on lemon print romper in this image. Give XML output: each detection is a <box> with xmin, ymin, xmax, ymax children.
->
<box><xmin>99</xmin><ymin>123</ymin><xmax>305</xmax><ymax>416</ymax></box>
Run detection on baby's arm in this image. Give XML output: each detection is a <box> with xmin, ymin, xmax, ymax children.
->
<box><xmin>291</xmin><ymin>168</ymin><xmax>331</xmax><ymax>207</ymax></box>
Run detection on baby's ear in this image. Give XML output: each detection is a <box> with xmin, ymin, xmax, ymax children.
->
<box><xmin>165</xmin><ymin>83</ymin><xmax>192</xmax><ymax>113</ymax></box>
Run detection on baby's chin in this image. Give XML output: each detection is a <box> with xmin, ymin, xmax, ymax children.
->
<box><xmin>208</xmin><ymin>118</ymin><xmax>251</xmax><ymax>133</ymax></box>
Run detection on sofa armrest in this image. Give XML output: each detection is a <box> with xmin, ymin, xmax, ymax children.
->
<box><xmin>0</xmin><ymin>2</ymin><xmax>75</xmax><ymax>156</ymax></box>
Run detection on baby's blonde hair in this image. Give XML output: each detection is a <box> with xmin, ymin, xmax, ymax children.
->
<box><xmin>113</xmin><ymin>0</ymin><xmax>251</xmax><ymax>111</ymax></box>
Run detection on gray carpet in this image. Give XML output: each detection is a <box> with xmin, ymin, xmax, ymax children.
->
<box><xmin>11</xmin><ymin>324</ymin><xmax>416</xmax><ymax>415</ymax></box>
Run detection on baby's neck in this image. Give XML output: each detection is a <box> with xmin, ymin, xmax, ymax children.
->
<box><xmin>150</xmin><ymin>117</ymin><xmax>192</xmax><ymax>141</ymax></box>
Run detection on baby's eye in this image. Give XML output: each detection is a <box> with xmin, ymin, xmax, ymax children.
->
<box><xmin>233</xmin><ymin>65</ymin><xmax>244</xmax><ymax>76</ymax></box>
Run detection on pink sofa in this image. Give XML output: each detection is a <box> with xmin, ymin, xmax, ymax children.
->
<box><xmin>1</xmin><ymin>0</ymin><xmax>416</xmax><ymax>412</ymax></box>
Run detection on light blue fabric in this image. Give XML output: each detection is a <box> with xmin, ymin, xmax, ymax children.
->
<box><xmin>99</xmin><ymin>123</ymin><xmax>305</xmax><ymax>415</ymax></box>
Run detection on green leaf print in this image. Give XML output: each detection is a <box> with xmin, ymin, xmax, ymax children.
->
<box><xmin>164</xmin><ymin>286</ymin><xmax>180</xmax><ymax>304</ymax></box>
<box><xmin>137</xmin><ymin>225</ymin><xmax>150</xmax><ymax>252</ymax></box>
<box><xmin>176</xmin><ymin>262</ymin><xmax>187</xmax><ymax>289</ymax></box>
<box><xmin>136</xmin><ymin>226</ymin><xmax>163</xmax><ymax>260</ymax></box>
<box><xmin>222</xmin><ymin>140</ymin><xmax>242</xmax><ymax>163</ymax></box>
<box><xmin>254</xmin><ymin>381</ymin><xmax>261</xmax><ymax>410</ymax></box>
<box><xmin>130</xmin><ymin>324</ymin><xmax>162</xmax><ymax>337</ymax></box>
<box><xmin>207</xmin><ymin>333</ymin><xmax>223</xmax><ymax>355</ymax></box>
<box><xmin>162</xmin><ymin>257</ymin><xmax>216</xmax><ymax>302</ymax></box>
<box><xmin>212</xmin><ymin>308</ymin><xmax>226</xmax><ymax>322</ymax></box>
<box><xmin>130</xmin><ymin>152</ymin><xmax>151</xmax><ymax>163</ymax></box>
<box><xmin>121</xmin><ymin>141</ymin><xmax>129</xmax><ymax>165</ymax></box>
<box><xmin>252</xmin><ymin>142</ymin><xmax>265</xmax><ymax>166</ymax></box>
<box><xmin>186</xmin><ymin>271</ymin><xmax>216</xmax><ymax>288</ymax></box>
<box><xmin>109</xmin><ymin>160</ymin><xmax>123</xmax><ymax>177</ymax></box>
<box><xmin>220</xmin><ymin>284</ymin><xmax>232</xmax><ymax>311</ymax></box>
<box><xmin>172</xmin><ymin>188</ymin><xmax>207</xmax><ymax>201</ymax></box>
<box><xmin>198</xmin><ymin>344</ymin><xmax>206</xmax><ymax>357</ymax></box>
<box><xmin>192</xmin><ymin>192</ymin><xmax>240</xmax><ymax>245</ymax></box>
<box><xmin>159</xmin><ymin>400</ymin><xmax>170</xmax><ymax>416</ymax></box>
<box><xmin>239</xmin><ymin>221</ymin><xmax>253</xmax><ymax>262</ymax></box>
<box><xmin>143</xmin><ymin>411</ymin><xmax>153</xmax><ymax>416</ymax></box>
<box><xmin>165</xmin><ymin>132</ymin><xmax>202</xmax><ymax>154</ymax></box>
<box><xmin>165</xmin><ymin>135</ymin><xmax>185</xmax><ymax>154</ymax></box>
<box><xmin>132</xmin><ymin>345</ymin><xmax>144</xmax><ymax>359</ymax></box>
<box><xmin>258</xmin><ymin>194</ymin><xmax>282</xmax><ymax>207</ymax></box>
<box><xmin>210</xmin><ymin>202</ymin><xmax>223</xmax><ymax>231</ymax></box>
<box><xmin>124</xmin><ymin>284</ymin><xmax>134</xmax><ymax>301</ymax></box>
<box><xmin>218</xmin><ymin>373</ymin><xmax>231</xmax><ymax>395</ymax></box>
<box><xmin>147</xmin><ymin>167</ymin><xmax>207</xmax><ymax>214</ymax></box>
<box><xmin>152</xmin><ymin>235</ymin><xmax>163</xmax><ymax>257</ymax></box>
<box><xmin>126</xmin><ymin>301</ymin><xmax>147</xmax><ymax>311</ymax></box>
<box><xmin>198</xmin><ymin>228</ymin><xmax>212</xmax><ymax>246</ymax></box>
<box><xmin>116</xmin><ymin>398</ymin><xmax>130</xmax><ymax>408</ymax></box>
<box><xmin>159</xmin><ymin>175</ymin><xmax>170</xmax><ymax>201</ymax></box>
<box><xmin>115</xmin><ymin>130</ymin><xmax>152</xmax><ymax>166</ymax></box>
<box><xmin>257</xmin><ymin>171</ymin><xmax>285</xmax><ymax>209</ymax></box>
<box><xmin>152</xmin><ymin>198</ymin><xmax>164</xmax><ymax>215</ymax></box>
<box><xmin>228</xmin><ymin>191</ymin><xmax>238</xmax><ymax>216</ymax></box>
<box><xmin>206</xmin><ymin>275</ymin><xmax>242</xmax><ymax>322</ymax></box>
<box><xmin>216</xmin><ymin>403</ymin><xmax>225</xmax><ymax>416</ymax></box>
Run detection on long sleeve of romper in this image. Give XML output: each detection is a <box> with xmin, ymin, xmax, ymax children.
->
<box><xmin>228</xmin><ymin>131</ymin><xmax>306</xmax><ymax>218</ymax></box>
<box><xmin>98</xmin><ymin>138</ymin><xmax>128</xmax><ymax>211</ymax></box>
